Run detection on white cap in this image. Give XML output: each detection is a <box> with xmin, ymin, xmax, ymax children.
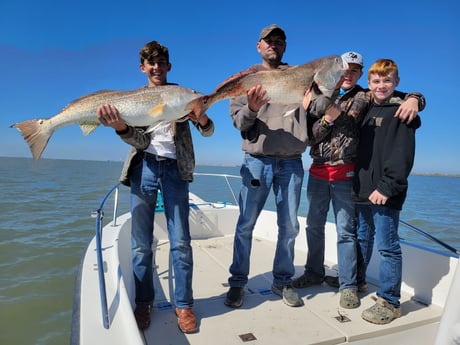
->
<box><xmin>341</xmin><ymin>51</ymin><xmax>363</xmax><ymax>67</ymax></box>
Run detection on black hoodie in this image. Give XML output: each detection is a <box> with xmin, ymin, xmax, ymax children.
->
<box><xmin>353</xmin><ymin>98</ymin><xmax>422</xmax><ymax>210</ymax></box>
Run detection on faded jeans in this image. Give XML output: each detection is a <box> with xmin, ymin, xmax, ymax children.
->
<box><xmin>129</xmin><ymin>153</ymin><xmax>193</xmax><ymax>309</ymax></box>
<box><xmin>228</xmin><ymin>154</ymin><xmax>304</xmax><ymax>287</ymax></box>
<box><xmin>303</xmin><ymin>174</ymin><xmax>358</xmax><ymax>290</ymax></box>
<box><xmin>356</xmin><ymin>204</ymin><xmax>402</xmax><ymax>307</ymax></box>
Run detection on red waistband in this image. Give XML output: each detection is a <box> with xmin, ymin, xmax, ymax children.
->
<box><xmin>309</xmin><ymin>162</ymin><xmax>355</xmax><ymax>181</ymax></box>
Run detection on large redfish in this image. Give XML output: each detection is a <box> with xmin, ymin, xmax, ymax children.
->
<box><xmin>11</xmin><ymin>85</ymin><xmax>204</xmax><ymax>160</ymax></box>
<box><xmin>189</xmin><ymin>55</ymin><xmax>347</xmax><ymax>116</ymax></box>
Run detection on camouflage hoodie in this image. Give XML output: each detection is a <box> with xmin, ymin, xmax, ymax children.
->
<box><xmin>307</xmin><ymin>86</ymin><xmax>425</xmax><ymax>165</ymax></box>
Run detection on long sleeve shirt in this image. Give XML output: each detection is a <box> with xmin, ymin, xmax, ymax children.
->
<box><xmin>353</xmin><ymin>97</ymin><xmax>421</xmax><ymax>210</ymax></box>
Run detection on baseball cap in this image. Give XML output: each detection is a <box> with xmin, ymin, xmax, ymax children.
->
<box><xmin>341</xmin><ymin>51</ymin><xmax>363</xmax><ymax>67</ymax></box>
<box><xmin>259</xmin><ymin>24</ymin><xmax>286</xmax><ymax>41</ymax></box>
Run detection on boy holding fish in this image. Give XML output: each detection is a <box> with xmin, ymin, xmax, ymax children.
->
<box><xmin>293</xmin><ymin>52</ymin><xmax>423</xmax><ymax>321</ymax></box>
<box><xmin>97</xmin><ymin>40</ymin><xmax>214</xmax><ymax>333</ymax></box>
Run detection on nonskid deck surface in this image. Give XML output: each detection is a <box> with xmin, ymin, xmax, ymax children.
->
<box><xmin>143</xmin><ymin>236</ymin><xmax>442</xmax><ymax>345</ymax></box>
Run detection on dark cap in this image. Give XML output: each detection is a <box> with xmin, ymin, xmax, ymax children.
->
<box><xmin>259</xmin><ymin>24</ymin><xmax>286</xmax><ymax>41</ymax></box>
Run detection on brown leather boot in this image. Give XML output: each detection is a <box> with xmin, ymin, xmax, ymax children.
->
<box><xmin>175</xmin><ymin>308</ymin><xmax>198</xmax><ymax>333</ymax></box>
<box><xmin>134</xmin><ymin>304</ymin><xmax>151</xmax><ymax>329</ymax></box>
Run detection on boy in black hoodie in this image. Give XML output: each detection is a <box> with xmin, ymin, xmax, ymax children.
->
<box><xmin>353</xmin><ymin>58</ymin><xmax>421</xmax><ymax>324</ymax></box>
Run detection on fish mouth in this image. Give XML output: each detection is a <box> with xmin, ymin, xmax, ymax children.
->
<box><xmin>311</xmin><ymin>81</ymin><xmax>322</xmax><ymax>95</ymax></box>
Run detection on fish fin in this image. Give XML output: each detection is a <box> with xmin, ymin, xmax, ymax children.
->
<box><xmin>61</xmin><ymin>90</ymin><xmax>117</xmax><ymax>113</ymax></box>
<box><xmin>145</xmin><ymin>122</ymin><xmax>162</xmax><ymax>133</ymax></box>
<box><xmin>10</xmin><ymin>119</ymin><xmax>53</xmax><ymax>160</ymax></box>
<box><xmin>79</xmin><ymin>123</ymin><xmax>100</xmax><ymax>136</ymax></box>
<box><xmin>148</xmin><ymin>103</ymin><xmax>166</xmax><ymax>117</ymax></box>
<box><xmin>144</xmin><ymin>114</ymin><xmax>188</xmax><ymax>133</ymax></box>
<box><xmin>72</xmin><ymin>90</ymin><xmax>117</xmax><ymax>101</ymax></box>
<box><xmin>213</xmin><ymin>69</ymin><xmax>255</xmax><ymax>92</ymax></box>
<box><xmin>175</xmin><ymin>115</ymin><xmax>189</xmax><ymax>123</ymax></box>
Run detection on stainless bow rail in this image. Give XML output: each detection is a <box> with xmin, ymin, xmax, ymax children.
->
<box><xmin>91</xmin><ymin>183</ymin><xmax>120</xmax><ymax>329</ymax></box>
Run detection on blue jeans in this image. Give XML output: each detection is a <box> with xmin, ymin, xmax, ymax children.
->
<box><xmin>304</xmin><ymin>174</ymin><xmax>357</xmax><ymax>290</ymax></box>
<box><xmin>129</xmin><ymin>153</ymin><xmax>193</xmax><ymax>309</ymax></box>
<box><xmin>356</xmin><ymin>204</ymin><xmax>402</xmax><ymax>307</ymax></box>
<box><xmin>228</xmin><ymin>154</ymin><xmax>304</xmax><ymax>287</ymax></box>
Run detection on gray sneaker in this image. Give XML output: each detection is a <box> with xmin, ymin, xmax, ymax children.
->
<box><xmin>292</xmin><ymin>273</ymin><xmax>324</xmax><ymax>288</ymax></box>
<box><xmin>362</xmin><ymin>296</ymin><xmax>401</xmax><ymax>324</ymax></box>
<box><xmin>271</xmin><ymin>284</ymin><xmax>303</xmax><ymax>307</ymax></box>
<box><xmin>340</xmin><ymin>288</ymin><xmax>360</xmax><ymax>309</ymax></box>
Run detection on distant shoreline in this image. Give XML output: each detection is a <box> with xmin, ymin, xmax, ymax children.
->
<box><xmin>411</xmin><ymin>172</ymin><xmax>460</xmax><ymax>178</ymax></box>
<box><xmin>2</xmin><ymin>156</ymin><xmax>459</xmax><ymax>178</ymax></box>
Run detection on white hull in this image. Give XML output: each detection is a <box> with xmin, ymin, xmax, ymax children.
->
<box><xmin>71</xmin><ymin>174</ymin><xmax>459</xmax><ymax>345</ymax></box>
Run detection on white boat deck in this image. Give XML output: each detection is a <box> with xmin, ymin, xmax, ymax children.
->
<box><xmin>144</xmin><ymin>235</ymin><xmax>442</xmax><ymax>345</ymax></box>
<box><xmin>75</xmin><ymin>193</ymin><xmax>457</xmax><ymax>345</ymax></box>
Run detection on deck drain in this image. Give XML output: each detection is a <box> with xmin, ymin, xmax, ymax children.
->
<box><xmin>239</xmin><ymin>333</ymin><xmax>257</xmax><ymax>342</ymax></box>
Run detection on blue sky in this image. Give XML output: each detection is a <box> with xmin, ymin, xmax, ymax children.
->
<box><xmin>1</xmin><ymin>0</ymin><xmax>458</xmax><ymax>174</ymax></box>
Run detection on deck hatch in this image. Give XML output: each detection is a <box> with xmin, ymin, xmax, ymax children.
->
<box><xmin>239</xmin><ymin>333</ymin><xmax>257</xmax><ymax>342</ymax></box>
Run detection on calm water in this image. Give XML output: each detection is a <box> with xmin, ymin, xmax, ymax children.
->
<box><xmin>0</xmin><ymin>157</ymin><xmax>459</xmax><ymax>345</ymax></box>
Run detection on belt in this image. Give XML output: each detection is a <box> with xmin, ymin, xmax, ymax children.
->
<box><xmin>144</xmin><ymin>152</ymin><xmax>171</xmax><ymax>161</ymax></box>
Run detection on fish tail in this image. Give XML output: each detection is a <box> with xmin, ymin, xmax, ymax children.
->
<box><xmin>10</xmin><ymin>119</ymin><xmax>53</xmax><ymax>160</ymax></box>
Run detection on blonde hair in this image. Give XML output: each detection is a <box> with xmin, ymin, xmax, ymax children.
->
<box><xmin>368</xmin><ymin>59</ymin><xmax>399</xmax><ymax>80</ymax></box>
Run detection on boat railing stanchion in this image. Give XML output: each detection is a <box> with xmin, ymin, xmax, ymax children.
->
<box><xmin>91</xmin><ymin>182</ymin><xmax>121</xmax><ymax>329</ymax></box>
<box><xmin>93</xmin><ymin>207</ymin><xmax>110</xmax><ymax>329</ymax></box>
<box><xmin>112</xmin><ymin>186</ymin><xmax>119</xmax><ymax>227</ymax></box>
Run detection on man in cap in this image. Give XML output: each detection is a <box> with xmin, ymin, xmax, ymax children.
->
<box><xmin>224</xmin><ymin>24</ymin><xmax>307</xmax><ymax>309</ymax></box>
<box><xmin>259</xmin><ymin>23</ymin><xmax>286</xmax><ymax>41</ymax></box>
<box><xmin>292</xmin><ymin>51</ymin><xmax>425</xmax><ymax>310</ymax></box>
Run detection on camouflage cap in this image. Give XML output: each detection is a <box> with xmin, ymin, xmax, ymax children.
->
<box><xmin>259</xmin><ymin>24</ymin><xmax>286</xmax><ymax>41</ymax></box>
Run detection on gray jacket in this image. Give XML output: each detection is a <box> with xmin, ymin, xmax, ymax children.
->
<box><xmin>117</xmin><ymin>119</ymin><xmax>214</xmax><ymax>185</ymax></box>
<box><xmin>230</xmin><ymin>64</ymin><xmax>309</xmax><ymax>159</ymax></box>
